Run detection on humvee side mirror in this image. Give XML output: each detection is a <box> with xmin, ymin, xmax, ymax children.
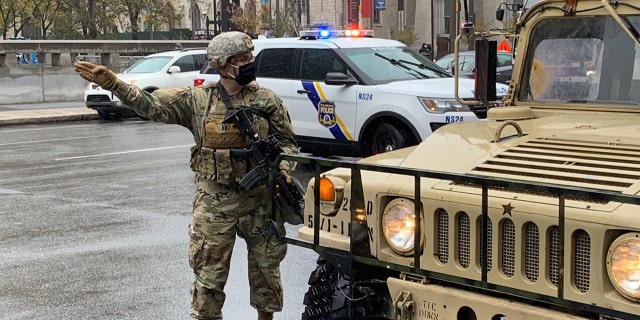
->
<box><xmin>496</xmin><ymin>8</ymin><xmax>505</xmax><ymax>21</ymax></box>
<box><xmin>475</xmin><ymin>39</ymin><xmax>497</xmax><ymax>102</ymax></box>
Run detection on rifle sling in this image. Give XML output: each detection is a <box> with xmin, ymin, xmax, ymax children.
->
<box><xmin>216</xmin><ymin>81</ymin><xmax>235</xmax><ymax>111</ymax></box>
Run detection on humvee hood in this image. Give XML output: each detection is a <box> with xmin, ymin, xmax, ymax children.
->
<box><xmin>378</xmin><ymin>78</ymin><xmax>509</xmax><ymax>99</ymax></box>
<box><xmin>398</xmin><ymin>112</ymin><xmax>640</xmax><ymax>193</ymax></box>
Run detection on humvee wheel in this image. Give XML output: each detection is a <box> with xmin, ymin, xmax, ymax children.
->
<box><xmin>301</xmin><ymin>256</ymin><xmax>350</xmax><ymax>320</ymax></box>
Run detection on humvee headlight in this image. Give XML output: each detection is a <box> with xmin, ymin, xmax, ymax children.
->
<box><xmin>419</xmin><ymin>98</ymin><xmax>470</xmax><ymax>114</ymax></box>
<box><xmin>607</xmin><ymin>233</ymin><xmax>640</xmax><ymax>302</ymax></box>
<box><xmin>382</xmin><ymin>198</ymin><xmax>416</xmax><ymax>255</ymax></box>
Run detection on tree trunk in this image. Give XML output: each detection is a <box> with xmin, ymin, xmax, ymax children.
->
<box><xmin>130</xmin><ymin>12</ymin><xmax>139</xmax><ymax>40</ymax></box>
<box><xmin>88</xmin><ymin>0</ymin><xmax>97</xmax><ymax>39</ymax></box>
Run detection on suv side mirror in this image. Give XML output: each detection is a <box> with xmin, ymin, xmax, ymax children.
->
<box><xmin>325</xmin><ymin>72</ymin><xmax>357</xmax><ymax>85</ymax></box>
<box><xmin>168</xmin><ymin>66</ymin><xmax>181</xmax><ymax>74</ymax></box>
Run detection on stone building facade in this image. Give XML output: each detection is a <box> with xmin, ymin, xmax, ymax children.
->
<box><xmin>172</xmin><ymin>0</ymin><xmax>516</xmax><ymax>55</ymax></box>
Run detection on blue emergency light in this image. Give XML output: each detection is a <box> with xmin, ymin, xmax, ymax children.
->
<box><xmin>319</xmin><ymin>29</ymin><xmax>331</xmax><ymax>38</ymax></box>
<box><xmin>299</xmin><ymin>28</ymin><xmax>375</xmax><ymax>39</ymax></box>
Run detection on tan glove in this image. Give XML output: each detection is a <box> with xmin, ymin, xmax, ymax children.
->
<box><xmin>74</xmin><ymin>61</ymin><xmax>120</xmax><ymax>91</ymax></box>
<box><xmin>281</xmin><ymin>169</ymin><xmax>292</xmax><ymax>184</ymax></box>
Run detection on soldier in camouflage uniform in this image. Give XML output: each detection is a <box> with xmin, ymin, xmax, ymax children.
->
<box><xmin>74</xmin><ymin>31</ymin><xmax>297</xmax><ymax>320</ymax></box>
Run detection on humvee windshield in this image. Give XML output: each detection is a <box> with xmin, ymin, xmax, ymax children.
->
<box><xmin>519</xmin><ymin>16</ymin><xmax>640</xmax><ymax>106</ymax></box>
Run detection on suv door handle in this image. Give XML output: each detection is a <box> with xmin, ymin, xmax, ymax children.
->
<box><xmin>297</xmin><ymin>89</ymin><xmax>312</xmax><ymax>94</ymax></box>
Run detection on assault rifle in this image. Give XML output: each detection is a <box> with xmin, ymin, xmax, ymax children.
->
<box><xmin>223</xmin><ymin>106</ymin><xmax>305</xmax><ymax>225</ymax></box>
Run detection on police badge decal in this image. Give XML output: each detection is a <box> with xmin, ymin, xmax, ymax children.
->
<box><xmin>317</xmin><ymin>100</ymin><xmax>337</xmax><ymax>127</ymax></box>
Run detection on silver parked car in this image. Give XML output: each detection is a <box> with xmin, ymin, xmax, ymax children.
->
<box><xmin>435</xmin><ymin>50</ymin><xmax>513</xmax><ymax>84</ymax></box>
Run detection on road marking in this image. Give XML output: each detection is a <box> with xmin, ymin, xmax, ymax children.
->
<box><xmin>54</xmin><ymin>144</ymin><xmax>192</xmax><ymax>161</ymax></box>
<box><xmin>0</xmin><ymin>137</ymin><xmax>90</xmax><ymax>147</ymax></box>
<box><xmin>0</xmin><ymin>188</ymin><xmax>25</xmax><ymax>195</ymax></box>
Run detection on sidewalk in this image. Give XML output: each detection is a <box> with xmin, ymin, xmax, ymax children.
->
<box><xmin>0</xmin><ymin>101</ymin><xmax>98</xmax><ymax>126</ymax></box>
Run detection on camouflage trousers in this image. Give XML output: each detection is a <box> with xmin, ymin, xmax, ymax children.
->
<box><xmin>188</xmin><ymin>179</ymin><xmax>287</xmax><ymax>320</ymax></box>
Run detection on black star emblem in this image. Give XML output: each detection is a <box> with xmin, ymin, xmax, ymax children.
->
<box><xmin>502</xmin><ymin>202</ymin><xmax>515</xmax><ymax>216</ymax></box>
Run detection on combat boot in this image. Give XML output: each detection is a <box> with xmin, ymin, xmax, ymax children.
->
<box><xmin>257</xmin><ymin>310</ymin><xmax>273</xmax><ymax>320</ymax></box>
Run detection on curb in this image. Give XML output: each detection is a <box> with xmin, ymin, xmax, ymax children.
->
<box><xmin>0</xmin><ymin>107</ymin><xmax>99</xmax><ymax>126</ymax></box>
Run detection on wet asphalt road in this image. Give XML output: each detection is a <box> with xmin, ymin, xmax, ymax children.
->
<box><xmin>0</xmin><ymin>119</ymin><xmax>318</xmax><ymax>320</ymax></box>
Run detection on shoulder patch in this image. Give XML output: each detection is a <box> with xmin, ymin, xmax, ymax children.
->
<box><xmin>246</xmin><ymin>82</ymin><xmax>259</xmax><ymax>92</ymax></box>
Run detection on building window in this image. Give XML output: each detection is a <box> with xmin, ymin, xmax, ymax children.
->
<box><xmin>398</xmin><ymin>0</ymin><xmax>404</xmax><ymax>10</ymax></box>
<box><xmin>374</xmin><ymin>9</ymin><xmax>381</xmax><ymax>24</ymax></box>
<box><xmin>444</xmin><ymin>16</ymin><xmax>450</xmax><ymax>35</ymax></box>
<box><xmin>443</xmin><ymin>0</ymin><xmax>452</xmax><ymax>35</ymax></box>
<box><xmin>191</xmin><ymin>3</ymin><xmax>202</xmax><ymax>30</ymax></box>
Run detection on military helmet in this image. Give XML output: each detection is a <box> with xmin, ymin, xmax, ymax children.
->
<box><xmin>206</xmin><ymin>31</ymin><xmax>254</xmax><ymax>69</ymax></box>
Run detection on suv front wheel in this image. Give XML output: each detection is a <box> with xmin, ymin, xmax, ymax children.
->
<box><xmin>367</xmin><ymin>123</ymin><xmax>412</xmax><ymax>156</ymax></box>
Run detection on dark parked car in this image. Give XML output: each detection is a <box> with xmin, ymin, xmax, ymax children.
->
<box><xmin>435</xmin><ymin>50</ymin><xmax>513</xmax><ymax>84</ymax></box>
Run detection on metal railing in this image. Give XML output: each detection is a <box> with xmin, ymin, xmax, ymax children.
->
<box><xmin>274</xmin><ymin>153</ymin><xmax>640</xmax><ymax>320</ymax></box>
<box><xmin>74</xmin><ymin>54</ymin><xmax>146</xmax><ymax>69</ymax></box>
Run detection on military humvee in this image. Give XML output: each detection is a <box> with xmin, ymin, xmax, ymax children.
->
<box><xmin>279</xmin><ymin>0</ymin><xmax>640</xmax><ymax>318</ymax></box>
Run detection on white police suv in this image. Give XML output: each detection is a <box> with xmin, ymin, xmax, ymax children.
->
<box><xmin>197</xmin><ymin>29</ymin><xmax>508</xmax><ymax>156</ymax></box>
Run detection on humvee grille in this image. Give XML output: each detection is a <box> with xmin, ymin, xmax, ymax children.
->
<box><xmin>501</xmin><ymin>219</ymin><xmax>516</xmax><ymax>277</ymax></box>
<box><xmin>549</xmin><ymin>226</ymin><xmax>561</xmax><ymax>286</ymax></box>
<box><xmin>442</xmin><ymin>213</ymin><xmax>591</xmax><ymax>291</ymax></box>
<box><xmin>457</xmin><ymin>213</ymin><xmax>471</xmax><ymax>268</ymax></box>
<box><xmin>470</xmin><ymin>137</ymin><xmax>640</xmax><ymax>192</ymax></box>
<box><xmin>573</xmin><ymin>230</ymin><xmax>591</xmax><ymax>293</ymax></box>
<box><xmin>524</xmin><ymin>222</ymin><xmax>540</xmax><ymax>282</ymax></box>
<box><xmin>437</xmin><ymin>209</ymin><xmax>449</xmax><ymax>263</ymax></box>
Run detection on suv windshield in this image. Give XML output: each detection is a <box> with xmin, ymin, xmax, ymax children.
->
<box><xmin>124</xmin><ymin>56</ymin><xmax>172</xmax><ymax>74</ymax></box>
<box><xmin>519</xmin><ymin>16</ymin><xmax>640</xmax><ymax>106</ymax></box>
<box><xmin>344</xmin><ymin>46</ymin><xmax>450</xmax><ymax>82</ymax></box>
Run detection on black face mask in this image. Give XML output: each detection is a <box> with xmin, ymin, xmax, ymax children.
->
<box><xmin>233</xmin><ymin>61</ymin><xmax>256</xmax><ymax>85</ymax></box>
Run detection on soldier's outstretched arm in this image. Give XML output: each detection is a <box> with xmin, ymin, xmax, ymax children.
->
<box><xmin>74</xmin><ymin>61</ymin><xmax>201</xmax><ymax>128</ymax></box>
<box><xmin>113</xmin><ymin>85</ymin><xmax>201</xmax><ymax>127</ymax></box>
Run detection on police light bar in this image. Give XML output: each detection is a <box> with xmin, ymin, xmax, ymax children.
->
<box><xmin>299</xmin><ymin>29</ymin><xmax>375</xmax><ymax>39</ymax></box>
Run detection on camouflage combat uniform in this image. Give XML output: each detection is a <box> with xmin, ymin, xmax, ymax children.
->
<box><xmin>111</xmin><ymin>79</ymin><xmax>297</xmax><ymax>319</ymax></box>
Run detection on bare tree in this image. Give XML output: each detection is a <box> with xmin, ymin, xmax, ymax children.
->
<box><xmin>230</xmin><ymin>0</ymin><xmax>262</xmax><ymax>37</ymax></box>
<box><xmin>0</xmin><ymin>0</ymin><xmax>31</xmax><ymax>39</ymax></box>
<box><xmin>0</xmin><ymin>0</ymin><xmax>183</xmax><ymax>40</ymax></box>
<box><xmin>28</xmin><ymin>0</ymin><xmax>65</xmax><ymax>39</ymax></box>
<box><xmin>271</xmin><ymin>0</ymin><xmax>300</xmax><ymax>37</ymax></box>
<box><xmin>0</xmin><ymin>0</ymin><xmax>17</xmax><ymax>39</ymax></box>
<box><xmin>110</xmin><ymin>0</ymin><xmax>181</xmax><ymax>40</ymax></box>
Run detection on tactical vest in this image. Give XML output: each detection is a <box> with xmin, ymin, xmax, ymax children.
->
<box><xmin>190</xmin><ymin>84</ymin><xmax>269</xmax><ymax>185</ymax></box>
